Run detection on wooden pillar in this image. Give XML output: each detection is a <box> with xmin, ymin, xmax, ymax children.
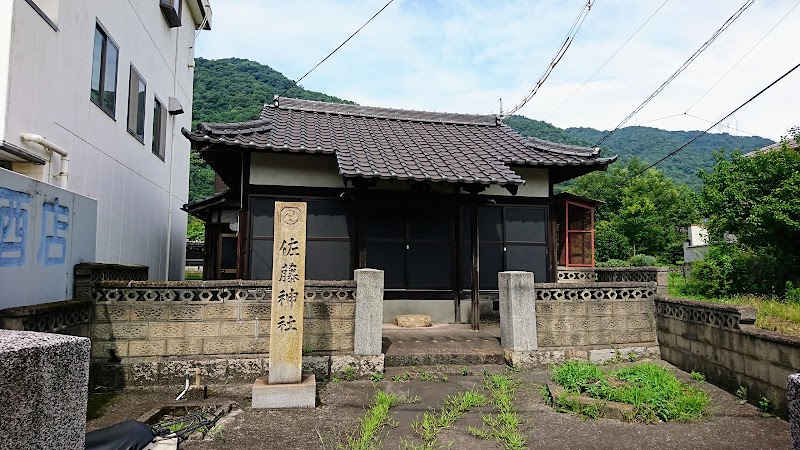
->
<box><xmin>470</xmin><ymin>203</ymin><xmax>480</xmax><ymax>331</ymax></box>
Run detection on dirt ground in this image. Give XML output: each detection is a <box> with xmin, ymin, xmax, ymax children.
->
<box><xmin>86</xmin><ymin>361</ymin><xmax>791</xmax><ymax>450</ymax></box>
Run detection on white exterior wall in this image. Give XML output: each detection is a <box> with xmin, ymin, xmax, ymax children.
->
<box><xmin>0</xmin><ymin>1</ymin><xmax>12</xmax><ymax>143</ymax></box>
<box><xmin>250</xmin><ymin>153</ymin><xmax>549</xmax><ymax>197</ymax></box>
<box><xmin>0</xmin><ymin>0</ymin><xmax>206</xmax><ymax>280</ymax></box>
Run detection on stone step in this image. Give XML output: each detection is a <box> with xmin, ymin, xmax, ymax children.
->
<box><xmin>384</xmin><ymin>351</ymin><xmax>504</xmax><ymax>367</ymax></box>
<box><xmin>384</xmin><ymin>364</ymin><xmax>506</xmax><ymax>378</ymax></box>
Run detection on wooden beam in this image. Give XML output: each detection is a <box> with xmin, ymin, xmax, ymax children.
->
<box><xmin>470</xmin><ymin>203</ymin><xmax>480</xmax><ymax>331</ymax></box>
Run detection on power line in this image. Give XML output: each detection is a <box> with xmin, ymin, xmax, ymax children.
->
<box><xmin>633</xmin><ymin>112</ymin><xmax>684</xmax><ymax>126</ymax></box>
<box><xmin>684</xmin><ymin>113</ymin><xmax>759</xmax><ymax>136</ymax></box>
<box><xmin>593</xmin><ymin>0</ymin><xmax>755</xmax><ymax>147</ymax></box>
<box><xmin>621</xmin><ymin>60</ymin><xmax>800</xmax><ymax>184</ymax></box>
<box><xmin>686</xmin><ymin>0</ymin><xmax>800</xmax><ymax>113</ymax></box>
<box><xmin>276</xmin><ymin>0</ymin><xmax>395</xmax><ymax>100</ymax></box>
<box><xmin>546</xmin><ymin>0</ymin><xmax>670</xmax><ymax>122</ymax></box>
<box><xmin>505</xmin><ymin>1</ymin><xmax>595</xmax><ymax>117</ymax></box>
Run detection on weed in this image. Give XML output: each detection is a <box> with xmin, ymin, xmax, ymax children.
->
<box><xmin>627</xmin><ymin>352</ymin><xmax>637</xmax><ymax>362</ymax></box>
<box><xmin>469</xmin><ymin>372</ymin><xmax>526</xmax><ymax>450</ymax></box>
<box><xmin>370</xmin><ymin>372</ymin><xmax>385</xmax><ymax>382</ymax></box>
<box><xmin>410</xmin><ymin>389</ymin><xmax>487</xmax><ymax>445</ymax></box>
<box><xmin>331</xmin><ymin>377</ymin><xmax>342</xmax><ymax>383</ymax></box>
<box><xmin>302</xmin><ymin>345</ymin><xmax>315</xmax><ymax>355</ymax></box>
<box><xmin>419</xmin><ymin>370</ymin><xmax>448</xmax><ymax>382</ymax></box>
<box><xmin>392</xmin><ymin>372</ymin><xmax>412</xmax><ymax>382</ymax></box>
<box><xmin>736</xmin><ymin>385</ymin><xmax>749</xmax><ymax>401</ymax></box>
<box><xmin>461</xmin><ymin>366</ymin><xmax>469</xmax><ymax>376</ymax></box>
<box><xmin>342</xmin><ymin>366</ymin><xmax>356</xmax><ymax>381</ymax></box>
<box><xmin>550</xmin><ymin>360</ymin><xmax>710</xmax><ymax>423</ymax></box>
<box><xmin>758</xmin><ymin>396</ymin><xmax>774</xmax><ymax>414</ymax></box>
<box><xmin>338</xmin><ymin>391</ymin><xmax>402</xmax><ymax>450</ymax></box>
<box><xmin>690</xmin><ymin>371</ymin><xmax>706</xmax><ymax>383</ymax></box>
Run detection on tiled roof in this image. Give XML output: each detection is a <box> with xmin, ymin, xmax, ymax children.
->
<box><xmin>184</xmin><ymin>98</ymin><xmax>616</xmax><ymax>187</ymax></box>
<box><xmin>743</xmin><ymin>139</ymin><xmax>798</xmax><ymax>158</ymax></box>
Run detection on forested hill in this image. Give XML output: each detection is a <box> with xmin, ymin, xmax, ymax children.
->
<box><xmin>190</xmin><ymin>57</ymin><xmax>774</xmax><ymax>191</ymax></box>
<box><xmin>192</xmin><ymin>57</ymin><xmax>353</xmax><ymax>127</ymax></box>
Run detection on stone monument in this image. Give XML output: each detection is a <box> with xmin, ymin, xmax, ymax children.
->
<box><xmin>252</xmin><ymin>201</ymin><xmax>316</xmax><ymax>408</ymax></box>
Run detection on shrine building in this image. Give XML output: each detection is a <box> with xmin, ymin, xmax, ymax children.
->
<box><xmin>183</xmin><ymin>97</ymin><xmax>616</xmax><ymax>322</ymax></box>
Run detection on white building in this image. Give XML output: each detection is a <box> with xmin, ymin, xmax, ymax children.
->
<box><xmin>0</xmin><ymin>0</ymin><xmax>211</xmax><ymax>282</ymax></box>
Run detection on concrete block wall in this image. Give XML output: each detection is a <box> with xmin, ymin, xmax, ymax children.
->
<box><xmin>89</xmin><ymin>280</ymin><xmax>356</xmax><ymax>389</ymax></box>
<box><xmin>535</xmin><ymin>282</ymin><xmax>658</xmax><ymax>349</ymax></box>
<box><xmin>656</xmin><ymin>297</ymin><xmax>800</xmax><ymax>418</ymax></box>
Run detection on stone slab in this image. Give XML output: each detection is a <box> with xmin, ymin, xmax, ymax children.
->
<box><xmin>499</xmin><ymin>271</ymin><xmax>538</xmax><ymax>352</ymax></box>
<box><xmin>268</xmin><ymin>201</ymin><xmax>307</xmax><ymax>384</ymax></box>
<box><xmin>789</xmin><ymin>373</ymin><xmax>799</xmax><ymax>450</ymax></box>
<box><xmin>354</xmin><ymin>269</ymin><xmax>384</xmax><ymax>355</ymax></box>
<box><xmin>252</xmin><ymin>374</ymin><xmax>316</xmax><ymax>409</ymax></box>
<box><xmin>394</xmin><ymin>314</ymin><xmax>432</xmax><ymax>328</ymax></box>
<box><xmin>0</xmin><ymin>330</ymin><xmax>90</xmax><ymax>450</ymax></box>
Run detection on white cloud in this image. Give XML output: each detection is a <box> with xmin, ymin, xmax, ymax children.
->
<box><xmin>197</xmin><ymin>0</ymin><xmax>800</xmax><ymax>140</ymax></box>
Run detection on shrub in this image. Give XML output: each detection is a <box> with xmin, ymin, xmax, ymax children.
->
<box><xmin>685</xmin><ymin>244</ymin><xmax>790</xmax><ymax>297</ymax></box>
<box><xmin>629</xmin><ymin>254</ymin><xmax>657</xmax><ymax>267</ymax></box>
<box><xmin>597</xmin><ymin>259</ymin><xmax>629</xmax><ymax>267</ymax></box>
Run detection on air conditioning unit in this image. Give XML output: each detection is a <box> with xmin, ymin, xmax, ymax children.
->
<box><xmin>160</xmin><ymin>0</ymin><xmax>182</xmax><ymax>28</ymax></box>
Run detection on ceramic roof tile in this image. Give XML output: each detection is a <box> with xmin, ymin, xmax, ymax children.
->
<box><xmin>184</xmin><ymin>98</ymin><xmax>617</xmax><ymax>186</ymax></box>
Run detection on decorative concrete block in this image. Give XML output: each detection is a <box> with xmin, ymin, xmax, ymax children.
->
<box><xmin>169</xmin><ymin>305</ymin><xmax>204</xmax><ymax>321</ymax></box>
<box><xmin>354</xmin><ymin>269</ymin><xmax>384</xmax><ymax>356</ymax></box>
<box><xmin>788</xmin><ymin>373</ymin><xmax>799</xmax><ymax>450</ymax></box>
<box><xmin>0</xmin><ymin>330</ymin><xmax>90</xmax><ymax>450</ymax></box>
<box><xmin>252</xmin><ymin>375</ymin><xmax>316</xmax><ymax>409</ymax></box>
<box><xmin>221</xmin><ymin>321</ymin><xmax>256</xmax><ymax>337</ymax></box>
<box><xmin>186</xmin><ymin>322</ymin><xmax>220</xmax><ymax>337</ymax></box>
<box><xmin>205</xmin><ymin>305</ymin><xmax>239</xmax><ymax>320</ymax></box>
<box><xmin>203</xmin><ymin>339</ymin><xmax>239</xmax><ymax>355</ymax></box>
<box><xmin>130</xmin><ymin>305</ymin><xmax>167</xmax><ymax>321</ymax></box>
<box><xmin>149</xmin><ymin>322</ymin><xmax>185</xmax><ymax>339</ymax></box>
<box><xmin>239</xmin><ymin>338</ymin><xmax>270</xmax><ymax>354</ymax></box>
<box><xmin>498</xmin><ymin>271</ymin><xmax>537</xmax><ymax>352</ymax></box>
<box><xmin>166</xmin><ymin>339</ymin><xmax>203</xmax><ymax>356</ymax></box>
<box><xmin>128</xmin><ymin>340</ymin><xmax>166</xmax><ymax>357</ymax></box>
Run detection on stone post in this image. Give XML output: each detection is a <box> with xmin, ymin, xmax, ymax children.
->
<box><xmin>354</xmin><ymin>269</ymin><xmax>384</xmax><ymax>356</ymax></box>
<box><xmin>0</xmin><ymin>330</ymin><xmax>90</xmax><ymax>450</ymax></box>
<box><xmin>789</xmin><ymin>373</ymin><xmax>800</xmax><ymax>450</ymax></box>
<box><xmin>655</xmin><ymin>266</ymin><xmax>669</xmax><ymax>297</ymax></box>
<box><xmin>498</xmin><ymin>271</ymin><xmax>537</xmax><ymax>354</ymax></box>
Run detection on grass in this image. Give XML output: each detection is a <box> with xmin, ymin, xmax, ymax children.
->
<box><xmin>468</xmin><ymin>372</ymin><xmax>526</xmax><ymax>450</ymax></box>
<box><xmin>410</xmin><ymin>389</ymin><xmax>487</xmax><ymax>447</ymax></box>
<box><xmin>550</xmin><ymin>360</ymin><xmax>711</xmax><ymax>423</ymax></box>
<box><xmin>86</xmin><ymin>392</ymin><xmax>119</xmax><ymax>421</ymax></box>
<box><xmin>669</xmin><ymin>273</ymin><xmax>800</xmax><ymax>336</ymax></box>
<box><xmin>338</xmin><ymin>391</ymin><xmax>404</xmax><ymax>450</ymax></box>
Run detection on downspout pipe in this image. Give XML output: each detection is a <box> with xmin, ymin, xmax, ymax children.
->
<box><xmin>20</xmin><ymin>132</ymin><xmax>69</xmax><ymax>189</ymax></box>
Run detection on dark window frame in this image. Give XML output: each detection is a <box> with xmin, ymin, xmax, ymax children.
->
<box><xmin>24</xmin><ymin>0</ymin><xmax>58</xmax><ymax>31</ymax></box>
<box><xmin>460</xmin><ymin>204</ymin><xmax>549</xmax><ymax>290</ymax></box>
<box><xmin>127</xmin><ymin>64</ymin><xmax>147</xmax><ymax>143</ymax></box>
<box><xmin>90</xmin><ymin>21</ymin><xmax>119</xmax><ymax>119</ymax></box>
<box><xmin>152</xmin><ymin>95</ymin><xmax>167</xmax><ymax>160</ymax></box>
<box><xmin>365</xmin><ymin>202</ymin><xmax>455</xmax><ymax>290</ymax></box>
<box><xmin>248</xmin><ymin>195</ymin><xmax>355</xmax><ymax>281</ymax></box>
<box><xmin>159</xmin><ymin>0</ymin><xmax>183</xmax><ymax>28</ymax></box>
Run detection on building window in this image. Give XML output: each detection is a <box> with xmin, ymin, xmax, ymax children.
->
<box><xmin>152</xmin><ymin>97</ymin><xmax>167</xmax><ymax>159</ymax></box>
<box><xmin>159</xmin><ymin>0</ymin><xmax>182</xmax><ymax>27</ymax></box>
<box><xmin>127</xmin><ymin>65</ymin><xmax>147</xmax><ymax>143</ymax></box>
<box><xmin>249</xmin><ymin>197</ymin><xmax>353</xmax><ymax>281</ymax></box>
<box><xmin>460</xmin><ymin>205</ymin><xmax>549</xmax><ymax>289</ymax></box>
<box><xmin>90</xmin><ymin>23</ymin><xmax>118</xmax><ymax>118</ymax></box>
<box><xmin>366</xmin><ymin>204</ymin><xmax>454</xmax><ymax>289</ymax></box>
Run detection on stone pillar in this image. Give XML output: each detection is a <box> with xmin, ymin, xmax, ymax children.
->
<box><xmin>498</xmin><ymin>271</ymin><xmax>537</xmax><ymax>353</ymax></box>
<box><xmin>789</xmin><ymin>373</ymin><xmax>800</xmax><ymax>450</ymax></box>
<box><xmin>655</xmin><ymin>266</ymin><xmax>669</xmax><ymax>297</ymax></box>
<box><xmin>0</xmin><ymin>330</ymin><xmax>90</xmax><ymax>450</ymax></box>
<box><xmin>354</xmin><ymin>269</ymin><xmax>384</xmax><ymax>356</ymax></box>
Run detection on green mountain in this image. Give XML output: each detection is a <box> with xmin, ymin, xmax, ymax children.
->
<box><xmin>190</xmin><ymin>57</ymin><xmax>774</xmax><ymax>196</ymax></box>
<box><xmin>192</xmin><ymin>57</ymin><xmax>353</xmax><ymax>128</ymax></box>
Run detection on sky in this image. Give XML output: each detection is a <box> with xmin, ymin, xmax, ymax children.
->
<box><xmin>196</xmin><ymin>0</ymin><xmax>800</xmax><ymax>141</ymax></box>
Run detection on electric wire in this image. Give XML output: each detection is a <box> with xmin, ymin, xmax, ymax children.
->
<box><xmin>546</xmin><ymin>0</ymin><xmax>670</xmax><ymax>122</ymax></box>
<box><xmin>683</xmin><ymin>113</ymin><xmax>759</xmax><ymax>136</ymax></box>
<box><xmin>593</xmin><ymin>0</ymin><xmax>755</xmax><ymax>147</ymax></box>
<box><xmin>275</xmin><ymin>0</ymin><xmax>395</xmax><ymax>100</ymax></box>
<box><xmin>620</xmin><ymin>60</ymin><xmax>800</xmax><ymax>185</ymax></box>
<box><xmin>685</xmin><ymin>0</ymin><xmax>800</xmax><ymax>113</ymax></box>
<box><xmin>505</xmin><ymin>1</ymin><xmax>595</xmax><ymax>117</ymax></box>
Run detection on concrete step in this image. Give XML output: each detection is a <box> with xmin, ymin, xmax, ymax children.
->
<box><xmin>384</xmin><ymin>364</ymin><xmax>506</xmax><ymax>378</ymax></box>
<box><xmin>384</xmin><ymin>351</ymin><xmax>504</xmax><ymax>367</ymax></box>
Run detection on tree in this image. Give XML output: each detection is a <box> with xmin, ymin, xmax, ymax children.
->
<box><xmin>699</xmin><ymin>141</ymin><xmax>800</xmax><ymax>270</ymax></box>
<box><xmin>568</xmin><ymin>159</ymin><xmax>699</xmax><ymax>263</ymax></box>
